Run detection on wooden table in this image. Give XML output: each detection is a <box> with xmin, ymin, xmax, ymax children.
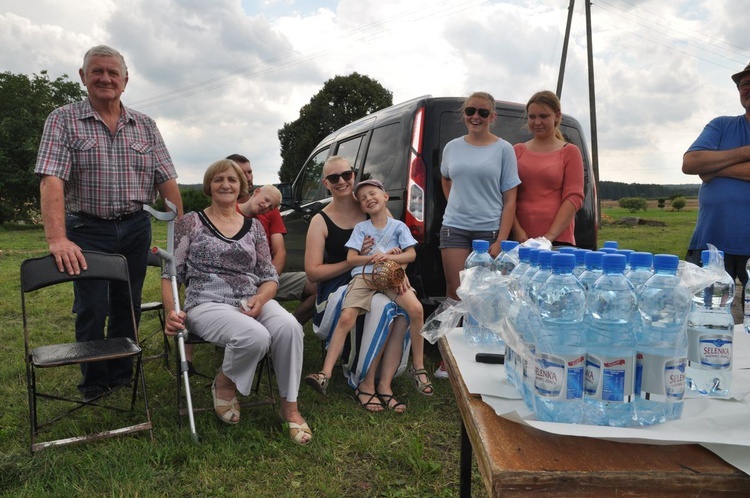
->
<box><xmin>438</xmin><ymin>336</ymin><xmax>750</xmax><ymax>497</ymax></box>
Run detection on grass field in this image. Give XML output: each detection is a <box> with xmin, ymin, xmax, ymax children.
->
<box><xmin>0</xmin><ymin>204</ymin><xmax>699</xmax><ymax>497</ymax></box>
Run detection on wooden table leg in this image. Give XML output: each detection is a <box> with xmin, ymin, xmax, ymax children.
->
<box><xmin>460</xmin><ymin>421</ymin><xmax>472</xmax><ymax>498</ymax></box>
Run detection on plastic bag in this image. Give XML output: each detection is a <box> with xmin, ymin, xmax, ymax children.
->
<box><xmin>679</xmin><ymin>244</ymin><xmax>728</xmax><ymax>294</ymax></box>
<box><xmin>420</xmin><ymin>298</ymin><xmax>466</xmax><ymax>344</ymax></box>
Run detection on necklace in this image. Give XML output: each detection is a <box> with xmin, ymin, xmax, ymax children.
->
<box><xmin>209</xmin><ymin>207</ymin><xmax>238</xmax><ymax>224</ymax></box>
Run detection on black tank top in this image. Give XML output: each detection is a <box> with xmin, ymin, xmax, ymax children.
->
<box><xmin>319</xmin><ymin>211</ymin><xmax>353</xmax><ymax>264</ymax></box>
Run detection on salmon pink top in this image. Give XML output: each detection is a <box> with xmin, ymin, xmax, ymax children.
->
<box><xmin>513</xmin><ymin>142</ymin><xmax>584</xmax><ymax>245</ymax></box>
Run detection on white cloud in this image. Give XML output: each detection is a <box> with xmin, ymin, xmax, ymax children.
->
<box><xmin>2</xmin><ymin>0</ymin><xmax>748</xmax><ymax>186</ymax></box>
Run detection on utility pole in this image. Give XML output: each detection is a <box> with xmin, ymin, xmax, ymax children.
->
<box><xmin>556</xmin><ymin>0</ymin><xmax>600</xmax><ymax>213</ymax></box>
<box><xmin>556</xmin><ymin>0</ymin><xmax>576</xmax><ymax>99</ymax></box>
<box><xmin>585</xmin><ymin>0</ymin><xmax>599</xmax><ymax>185</ymax></box>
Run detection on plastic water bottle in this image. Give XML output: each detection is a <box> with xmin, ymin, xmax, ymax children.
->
<box><xmin>526</xmin><ymin>250</ymin><xmax>554</xmax><ymax>305</ymax></box>
<box><xmin>510</xmin><ymin>246</ymin><xmax>531</xmax><ymax>283</ymax></box>
<box><xmin>583</xmin><ymin>254</ymin><xmax>638</xmax><ymax>426</ymax></box>
<box><xmin>579</xmin><ymin>251</ymin><xmax>605</xmax><ymax>292</ymax></box>
<box><xmin>533</xmin><ymin>253</ymin><xmax>587</xmax><ymax>423</ymax></box>
<box><xmin>603</xmin><ymin>241</ymin><xmax>618</xmax><ymax>249</ymax></box>
<box><xmin>520</xmin><ymin>248</ymin><xmax>541</xmax><ymax>290</ymax></box>
<box><xmin>625</xmin><ymin>252</ymin><xmax>653</xmax><ymax>289</ymax></box>
<box><xmin>686</xmin><ymin>250</ymin><xmax>734</xmax><ymax>396</ymax></box>
<box><xmin>463</xmin><ymin>240</ymin><xmax>502</xmax><ymax>350</ymax></box>
<box><xmin>744</xmin><ymin>258</ymin><xmax>750</xmax><ymax>334</ymax></box>
<box><xmin>615</xmin><ymin>249</ymin><xmax>635</xmax><ymax>271</ymax></box>
<box><xmin>494</xmin><ymin>240</ymin><xmax>520</xmax><ymax>275</ymax></box>
<box><xmin>572</xmin><ymin>249</ymin><xmax>590</xmax><ymax>279</ymax></box>
<box><xmin>634</xmin><ymin>254</ymin><xmax>691</xmax><ymax>425</ymax></box>
<box><xmin>599</xmin><ymin>247</ymin><xmax>618</xmax><ymax>255</ymax></box>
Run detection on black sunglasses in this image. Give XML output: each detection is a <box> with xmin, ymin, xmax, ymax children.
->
<box><xmin>464</xmin><ymin>107</ymin><xmax>492</xmax><ymax>118</ymax></box>
<box><xmin>324</xmin><ymin>170</ymin><xmax>354</xmax><ymax>183</ymax></box>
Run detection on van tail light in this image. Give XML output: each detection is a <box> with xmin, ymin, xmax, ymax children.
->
<box><xmin>406</xmin><ymin>106</ymin><xmax>426</xmax><ymax>242</ymax></box>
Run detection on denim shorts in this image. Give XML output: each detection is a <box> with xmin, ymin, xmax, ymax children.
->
<box><xmin>438</xmin><ymin>225</ymin><xmax>498</xmax><ymax>250</ymax></box>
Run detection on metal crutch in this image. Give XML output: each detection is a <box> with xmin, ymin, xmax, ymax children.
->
<box><xmin>143</xmin><ymin>200</ymin><xmax>199</xmax><ymax>442</ymax></box>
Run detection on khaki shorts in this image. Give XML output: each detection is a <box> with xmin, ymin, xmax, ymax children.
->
<box><xmin>342</xmin><ymin>275</ymin><xmax>399</xmax><ymax>314</ymax></box>
<box><xmin>275</xmin><ymin>272</ymin><xmax>308</xmax><ymax>301</ymax></box>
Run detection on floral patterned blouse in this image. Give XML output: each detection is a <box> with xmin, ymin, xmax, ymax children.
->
<box><xmin>165</xmin><ymin>210</ymin><xmax>278</xmax><ymax>312</ymax></box>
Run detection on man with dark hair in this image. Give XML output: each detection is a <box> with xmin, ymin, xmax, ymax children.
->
<box><xmin>35</xmin><ymin>45</ymin><xmax>183</xmax><ymax>400</ymax></box>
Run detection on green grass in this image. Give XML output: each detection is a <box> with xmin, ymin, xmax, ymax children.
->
<box><xmin>0</xmin><ymin>206</ymin><xmax>699</xmax><ymax>496</ymax></box>
<box><xmin>597</xmin><ymin>205</ymin><xmax>697</xmax><ymax>256</ymax></box>
<box><xmin>0</xmin><ymin>221</ymin><xmax>469</xmax><ymax>497</ymax></box>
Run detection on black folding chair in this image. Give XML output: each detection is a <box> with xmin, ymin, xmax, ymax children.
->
<box><xmin>20</xmin><ymin>251</ymin><xmax>153</xmax><ymax>452</ymax></box>
<box><xmin>140</xmin><ymin>251</ymin><xmax>170</xmax><ymax>367</ymax></box>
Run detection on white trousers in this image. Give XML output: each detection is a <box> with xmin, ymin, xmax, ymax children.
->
<box><xmin>187</xmin><ymin>300</ymin><xmax>303</xmax><ymax>400</ymax></box>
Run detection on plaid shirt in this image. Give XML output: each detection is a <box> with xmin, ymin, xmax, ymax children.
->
<box><xmin>35</xmin><ymin>99</ymin><xmax>178</xmax><ymax>219</ymax></box>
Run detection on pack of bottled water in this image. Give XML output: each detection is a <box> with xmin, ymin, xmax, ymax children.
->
<box><xmin>452</xmin><ymin>238</ymin><xmax>736</xmax><ymax>427</ymax></box>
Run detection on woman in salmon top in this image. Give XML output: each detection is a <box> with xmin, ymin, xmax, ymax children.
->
<box><xmin>512</xmin><ymin>90</ymin><xmax>584</xmax><ymax>246</ymax></box>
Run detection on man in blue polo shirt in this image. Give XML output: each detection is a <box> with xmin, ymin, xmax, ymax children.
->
<box><xmin>682</xmin><ymin>61</ymin><xmax>750</xmax><ymax>297</ymax></box>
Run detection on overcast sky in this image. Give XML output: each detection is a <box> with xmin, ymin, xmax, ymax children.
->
<box><xmin>2</xmin><ymin>0</ymin><xmax>748</xmax><ymax>186</ymax></box>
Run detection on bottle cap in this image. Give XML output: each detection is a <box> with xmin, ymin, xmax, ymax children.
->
<box><xmin>603</xmin><ymin>240</ymin><xmax>619</xmax><ymax>249</ymax></box>
<box><xmin>517</xmin><ymin>246</ymin><xmax>531</xmax><ymax>262</ymax></box>
<box><xmin>528</xmin><ymin>248</ymin><xmax>541</xmax><ymax>265</ymax></box>
<box><xmin>501</xmin><ymin>240</ymin><xmax>519</xmax><ymax>252</ymax></box>
<box><xmin>602</xmin><ymin>253</ymin><xmax>627</xmax><ymax>273</ymax></box>
<box><xmin>573</xmin><ymin>248</ymin><xmax>590</xmax><ymax>266</ymax></box>
<box><xmin>557</xmin><ymin>247</ymin><xmax>576</xmax><ymax>254</ymax></box>
<box><xmin>472</xmin><ymin>239</ymin><xmax>490</xmax><ymax>252</ymax></box>
<box><xmin>551</xmin><ymin>253</ymin><xmax>575</xmax><ymax>272</ymax></box>
<box><xmin>653</xmin><ymin>254</ymin><xmax>679</xmax><ymax>272</ymax></box>
<box><xmin>629</xmin><ymin>252</ymin><xmax>653</xmax><ymax>269</ymax></box>
<box><xmin>538</xmin><ymin>250</ymin><xmax>554</xmax><ymax>269</ymax></box>
<box><xmin>701</xmin><ymin>249</ymin><xmax>724</xmax><ymax>265</ymax></box>
<box><xmin>584</xmin><ymin>250</ymin><xmax>605</xmax><ymax>270</ymax></box>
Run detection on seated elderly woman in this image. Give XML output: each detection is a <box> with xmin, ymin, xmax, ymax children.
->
<box><xmin>161</xmin><ymin>159</ymin><xmax>311</xmax><ymax>445</ymax></box>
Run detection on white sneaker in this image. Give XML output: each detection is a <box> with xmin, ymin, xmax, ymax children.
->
<box><xmin>433</xmin><ymin>361</ymin><xmax>449</xmax><ymax>379</ymax></box>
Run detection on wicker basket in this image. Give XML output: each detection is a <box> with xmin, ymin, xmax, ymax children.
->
<box><xmin>361</xmin><ymin>260</ymin><xmax>406</xmax><ymax>292</ymax></box>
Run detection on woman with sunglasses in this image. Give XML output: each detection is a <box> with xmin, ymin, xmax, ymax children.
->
<box><xmin>439</xmin><ymin>91</ymin><xmax>521</xmax><ymax>301</ymax></box>
<box><xmin>304</xmin><ymin>156</ymin><xmax>424</xmax><ymax>411</ymax></box>
<box><xmin>512</xmin><ymin>91</ymin><xmax>584</xmax><ymax>247</ymax></box>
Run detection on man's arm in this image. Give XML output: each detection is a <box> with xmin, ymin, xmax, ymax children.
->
<box><xmin>39</xmin><ymin>175</ymin><xmax>87</xmax><ymax>275</ymax></box>
<box><xmin>156</xmin><ymin>178</ymin><xmax>184</xmax><ymax>216</ymax></box>
<box><xmin>682</xmin><ymin>146</ymin><xmax>750</xmax><ymax>176</ymax></box>
<box><xmin>699</xmin><ymin>161</ymin><xmax>750</xmax><ymax>182</ymax></box>
<box><xmin>269</xmin><ymin>232</ymin><xmax>286</xmax><ymax>275</ymax></box>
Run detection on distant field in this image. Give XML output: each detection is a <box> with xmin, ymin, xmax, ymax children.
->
<box><xmin>598</xmin><ymin>198</ymin><xmax>698</xmax><ymax>256</ymax></box>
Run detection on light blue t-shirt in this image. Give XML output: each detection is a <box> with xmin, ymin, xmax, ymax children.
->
<box><xmin>440</xmin><ymin>136</ymin><xmax>521</xmax><ymax>231</ymax></box>
<box><xmin>345</xmin><ymin>217</ymin><xmax>418</xmax><ymax>277</ymax></box>
<box><xmin>686</xmin><ymin>115</ymin><xmax>750</xmax><ymax>255</ymax></box>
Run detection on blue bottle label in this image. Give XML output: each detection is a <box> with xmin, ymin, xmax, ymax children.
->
<box><xmin>688</xmin><ymin>334</ymin><xmax>733</xmax><ymax>370</ymax></box>
<box><xmin>535</xmin><ymin>352</ymin><xmax>584</xmax><ymax>400</ymax></box>
<box><xmin>585</xmin><ymin>353</ymin><xmax>635</xmax><ymax>402</ymax></box>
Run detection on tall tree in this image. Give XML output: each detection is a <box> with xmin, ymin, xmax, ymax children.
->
<box><xmin>0</xmin><ymin>71</ymin><xmax>85</xmax><ymax>223</ymax></box>
<box><xmin>277</xmin><ymin>72</ymin><xmax>392</xmax><ymax>183</ymax></box>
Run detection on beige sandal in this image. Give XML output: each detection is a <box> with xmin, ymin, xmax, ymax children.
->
<box><xmin>408</xmin><ymin>366</ymin><xmax>434</xmax><ymax>396</ymax></box>
<box><xmin>288</xmin><ymin>421</ymin><xmax>313</xmax><ymax>445</ymax></box>
<box><xmin>212</xmin><ymin>378</ymin><xmax>240</xmax><ymax>424</ymax></box>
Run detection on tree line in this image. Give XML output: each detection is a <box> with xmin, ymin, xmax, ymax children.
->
<box><xmin>598</xmin><ymin>181</ymin><xmax>699</xmax><ymax>201</ymax></box>
<box><xmin>0</xmin><ymin>69</ymin><xmax>392</xmax><ymax>223</ymax></box>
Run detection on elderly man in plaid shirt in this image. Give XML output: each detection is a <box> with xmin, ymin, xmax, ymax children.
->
<box><xmin>35</xmin><ymin>45</ymin><xmax>183</xmax><ymax>401</ymax></box>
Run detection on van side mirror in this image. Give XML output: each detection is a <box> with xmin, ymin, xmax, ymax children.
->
<box><xmin>277</xmin><ymin>182</ymin><xmax>293</xmax><ymax>209</ymax></box>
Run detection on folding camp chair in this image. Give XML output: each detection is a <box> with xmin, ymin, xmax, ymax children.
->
<box><xmin>20</xmin><ymin>251</ymin><xmax>153</xmax><ymax>452</ymax></box>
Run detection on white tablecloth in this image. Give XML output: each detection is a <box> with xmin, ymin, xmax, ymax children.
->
<box><xmin>447</xmin><ymin>325</ymin><xmax>750</xmax><ymax>475</ymax></box>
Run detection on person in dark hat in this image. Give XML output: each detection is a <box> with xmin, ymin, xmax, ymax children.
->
<box><xmin>682</xmin><ymin>61</ymin><xmax>750</xmax><ymax>298</ymax></box>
